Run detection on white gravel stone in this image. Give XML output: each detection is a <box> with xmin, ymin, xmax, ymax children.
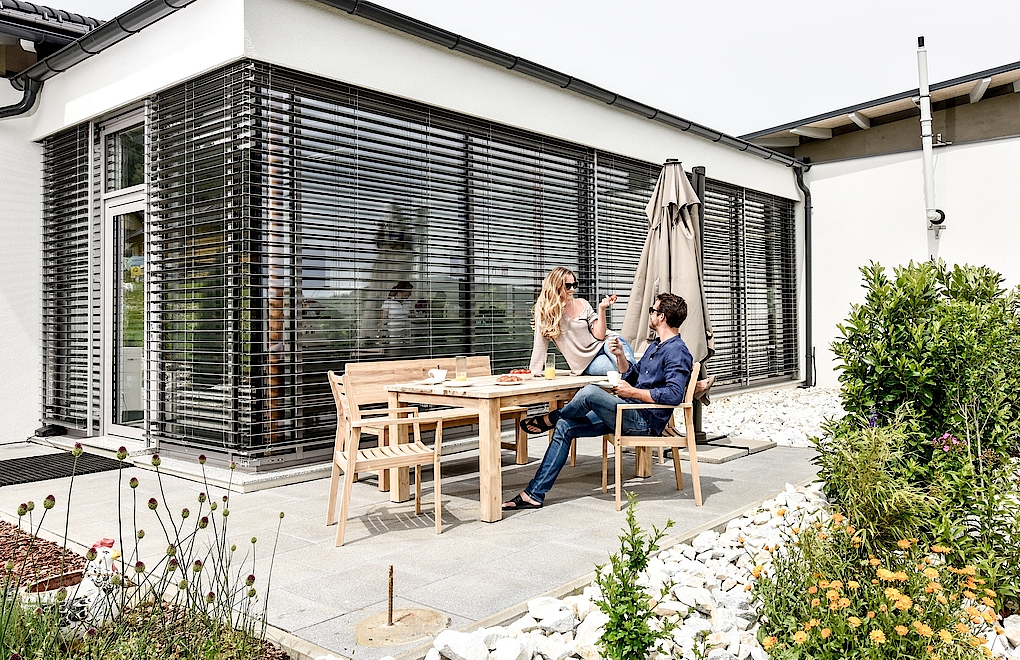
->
<box><xmin>491</xmin><ymin>637</ymin><xmax>526</xmax><ymax>660</ymax></box>
<box><xmin>425</xmin><ymin>649</ymin><xmax>442</xmax><ymax>660</ymax></box>
<box><xmin>435</xmin><ymin>630</ymin><xmax>489</xmax><ymax>660</ymax></box>
<box><xmin>704</xmin><ymin>386</ymin><xmax>844</xmax><ymax>448</ymax></box>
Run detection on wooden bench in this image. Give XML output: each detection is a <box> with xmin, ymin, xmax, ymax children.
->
<box><xmin>343</xmin><ymin>356</ymin><xmax>530</xmax><ymax>495</ymax></box>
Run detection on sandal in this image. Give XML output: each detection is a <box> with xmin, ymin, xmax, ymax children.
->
<box><xmin>502</xmin><ymin>493</ymin><xmax>543</xmax><ymax>510</ymax></box>
<box><xmin>519</xmin><ymin>412</ymin><xmax>558</xmax><ymax>435</ymax></box>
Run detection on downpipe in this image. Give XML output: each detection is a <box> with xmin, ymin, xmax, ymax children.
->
<box><xmin>0</xmin><ymin>78</ymin><xmax>42</xmax><ymax>119</ymax></box>
<box><xmin>795</xmin><ymin>162</ymin><xmax>816</xmax><ymax>388</ymax></box>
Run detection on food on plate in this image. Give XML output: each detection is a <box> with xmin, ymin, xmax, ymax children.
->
<box><xmin>497</xmin><ymin>374</ymin><xmax>523</xmax><ymax>383</ymax></box>
<box><xmin>509</xmin><ymin>368</ymin><xmax>531</xmax><ymax>374</ymax></box>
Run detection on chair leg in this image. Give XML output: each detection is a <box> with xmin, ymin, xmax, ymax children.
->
<box><xmin>570</xmin><ymin>438</ymin><xmax>577</xmax><ymax>467</ymax></box>
<box><xmin>671</xmin><ymin>445</ymin><xmax>685</xmax><ymax>491</ymax></box>
<box><xmin>326</xmin><ymin>457</ymin><xmax>340</xmax><ymax>526</ymax></box>
<box><xmin>658</xmin><ymin>447</ymin><xmax>666</xmax><ymax>465</ymax></box>
<box><xmin>614</xmin><ymin>443</ymin><xmax>624</xmax><ymax>511</ymax></box>
<box><xmin>378</xmin><ymin>429</ymin><xmax>390</xmax><ymax>492</ymax></box>
<box><xmin>687</xmin><ymin>439</ymin><xmax>703</xmax><ymax>506</ymax></box>
<box><xmin>434</xmin><ymin>454</ymin><xmax>442</xmax><ymax>535</ymax></box>
<box><xmin>414</xmin><ymin>465</ymin><xmax>422</xmax><ymax>515</ymax></box>
<box><xmin>514</xmin><ymin>411</ymin><xmax>528</xmax><ymax>464</ymax></box>
<box><xmin>335</xmin><ymin>452</ymin><xmax>357</xmax><ymax>547</ymax></box>
<box><xmin>601</xmin><ymin>435</ymin><xmax>609</xmax><ymax>493</ymax></box>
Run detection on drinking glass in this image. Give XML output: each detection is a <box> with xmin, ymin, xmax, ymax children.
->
<box><xmin>455</xmin><ymin>356</ymin><xmax>468</xmax><ymax>382</ymax></box>
<box><xmin>544</xmin><ymin>353</ymin><xmax>556</xmax><ymax>379</ymax></box>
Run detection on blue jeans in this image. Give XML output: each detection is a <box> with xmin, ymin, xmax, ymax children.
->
<box><xmin>524</xmin><ymin>384</ymin><xmax>651</xmax><ymax>504</ymax></box>
<box><xmin>583</xmin><ymin>336</ymin><xmax>636</xmax><ymax>376</ymax></box>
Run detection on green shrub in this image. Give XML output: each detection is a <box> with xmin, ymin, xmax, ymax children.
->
<box><xmin>594</xmin><ymin>496</ymin><xmax>675</xmax><ymax>660</ymax></box>
<box><xmin>832</xmin><ymin>260</ymin><xmax>1020</xmax><ymax>477</ymax></box>
<box><xmin>812</xmin><ymin>417</ymin><xmax>932</xmax><ymax>557</ymax></box>
<box><xmin>754</xmin><ymin>516</ymin><xmax>992</xmax><ymax>660</ymax></box>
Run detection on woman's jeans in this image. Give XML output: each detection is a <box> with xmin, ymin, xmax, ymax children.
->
<box><xmin>583</xmin><ymin>336</ymin><xmax>636</xmax><ymax>376</ymax></box>
<box><xmin>524</xmin><ymin>384</ymin><xmax>651</xmax><ymax>504</ymax></box>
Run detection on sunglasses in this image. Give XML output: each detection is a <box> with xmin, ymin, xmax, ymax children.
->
<box><xmin>648</xmin><ymin>306</ymin><xmax>662</xmax><ymax>315</ymax></box>
<box><xmin>564</xmin><ymin>282</ymin><xmax>579</xmax><ymax>290</ymax></box>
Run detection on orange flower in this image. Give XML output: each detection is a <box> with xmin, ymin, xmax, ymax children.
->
<box><xmin>776</xmin><ymin>508</ymin><xmax>787</xmax><ymax>516</ymax></box>
<box><xmin>931</xmin><ymin>544</ymin><xmax>950</xmax><ymax>553</ymax></box>
<box><xmin>752</xmin><ymin>565</ymin><xmax>764</xmax><ymax>578</ymax></box>
<box><xmin>817</xmin><ymin>532</ymin><xmax>827</xmax><ymax>540</ymax></box>
<box><xmin>762</xmin><ymin>636</ymin><xmax>777</xmax><ymax>650</ymax></box>
<box><xmin>884</xmin><ymin>587</ymin><xmax>901</xmax><ymax>599</ymax></box>
<box><xmin>937</xmin><ymin>595</ymin><xmax>948</xmax><ymax>604</ymax></box>
<box><xmin>867</xmin><ymin>611</ymin><xmax>876</xmax><ymax>619</ymax></box>
<box><xmin>832</xmin><ymin>513</ymin><xmax>845</xmax><ymax>523</ymax></box>
<box><xmin>847</xmin><ymin>581</ymin><xmax>860</xmax><ymax>589</ymax></box>
<box><xmin>869</xmin><ymin>557</ymin><xmax>881</xmax><ymax>567</ymax></box>
<box><xmin>811</xmin><ymin>598</ymin><xmax>820</xmax><ymax>607</ymax></box>
<box><xmin>838</xmin><ymin>597</ymin><xmax>851</xmax><ymax>608</ymax></box>
<box><xmin>876</xmin><ymin>568</ymin><xmax>895</xmax><ymax>580</ymax></box>
<box><xmin>981</xmin><ymin>597</ymin><xmax>996</xmax><ymax>608</ymax></box>
<box><xmin>956</xmin><ymin>622</ymin><xmax>970</xmax><ymax>635</ymax></box>
<box><xmin>938</xmin><ymin>629</ymin><xmax>953</xmax><ymax>643</ymax></box>
<box><xmin>984</xmin><ymin>588</ymin><xmax>997</xmax><ymax>597</ymax></box>
<box><xmin>964</xmin><ymin>590</ymin><xmax>976</xmax><ymax>599</ymax></box>
<box><xmin>894</xmin><ymin>571</ymin><xmax>909</xmax><ymax>582</ymax></box>
<box><xmin>913</xmin><ymin>621</ymin><xmax>934</xmax><ymax>637</ymax></box>
<box><xmin>821</xmin><ymin>628</ymin><xmax>831</xmax><ymax>639</ymax></box>
<box><xmin>895</xmin><ymin>625</ymin><xmax>909</xmax><ymax>636</ymax></box>
<box><xmin>898</xmin><ymin>539</ymin><xmax>912</xmax><ymax>549</ymax></box>
<box><xmin>848</xmin><ymin>616</ymin><xmax>862</xmax><ymax>628</ymax></box>
<box><xmin>870</xmin><ymin>630</ymin><xmax>887</xmax><ymax>645</ymax></box>
<box><xmin>808</xmin><ymin>586</ymin><xmax>818</xmax><ymax>594</ymax></box>
<box><xmin>830</xmin><ymin>580</ymin><xmax>843</xmax><ymax>589</ymax></box>
<box><xmin>895</xmin><ymin>596</ymin><xmax>913</xmax><ymax>611</ymax></box>
<box><xmin>923</xmin><ymin>567</ymin><xmax>939</xmax><ymax>580</ymax></box>
<box><xmin>827</xmin><ymin>589</ymin><xmax>839</xmax><ymax>601</ymax></box>
<box><xmin>793</xmin><ymin>630</ymin><xmax>808</xmax><ymax>645</ymax></box>
<box><xmin>846</xmin><ymin>525</ymin><xmax>856</xmax><ymax>535</ymax></box>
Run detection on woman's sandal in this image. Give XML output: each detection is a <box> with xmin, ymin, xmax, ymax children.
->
<box><xmin>502</xmin><ymin>493</ymin><xmax>543</xmax><ymax>510</ymax></box>
<box><xmin>519</xmin><ymin>413</ymin><xmax>555</xmax><ymax>435</ymax></box>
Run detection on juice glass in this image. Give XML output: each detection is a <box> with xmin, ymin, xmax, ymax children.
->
<box><xmin>544</xmin><ymin>353</ymin><xmax>556</xmax><ymax>379</ymax></box>
<box><xmin>455</xmin><ymin>356</ymin><xmax>468</xmax><ymax>381</ymax></box>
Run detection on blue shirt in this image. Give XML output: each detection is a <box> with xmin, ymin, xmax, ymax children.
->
<box><xmin>621</xmin><ymin>335</ymin><xmax>693</xmax><ymax>435</ymax></box>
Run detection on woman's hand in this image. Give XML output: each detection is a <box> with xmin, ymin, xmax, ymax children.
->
<box><xmin>598</xmin><ymin>294</ymin><xmax>618</xmax><ymax>310</ymax></box>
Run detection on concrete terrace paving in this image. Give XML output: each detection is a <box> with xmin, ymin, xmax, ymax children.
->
<box><xmin>0</xmin><ymin>437</ymin><xmax>818</xmax><ymax>660</ymax></box>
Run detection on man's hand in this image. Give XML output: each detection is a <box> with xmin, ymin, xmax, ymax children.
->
<box><xmin>614</xmin><ymin>381</ymin><xmax>653</xmax><ymax>403</ymax></box>
<box><xmin>607</xmin><ymin>335</ymin><xmax>625</xmax><ymax>358</ymax></box>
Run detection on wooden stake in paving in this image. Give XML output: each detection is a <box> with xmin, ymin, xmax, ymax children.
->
<box><xmin>388</xmin><ymin>564</ymin><xmax>394</xmax><ymax>626</ymax></box>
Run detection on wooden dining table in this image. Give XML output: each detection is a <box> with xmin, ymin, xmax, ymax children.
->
<box><xmin>385</xmin><ymin>372</ymin><xmax>602</xmax><ymax>522</ymax></box>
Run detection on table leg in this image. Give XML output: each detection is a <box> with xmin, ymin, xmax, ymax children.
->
<box><xmin>477</xmin><ymin>398</ymin><xmax>502</xmax><ymax>523</ymax></box>
<box><xmin>387</xmin><ymin>392</ymin><xmax>411</xmax><ymax>502</ymax></box>
<box><xmin>635</xmin><ymin>447</ymin><xmax>653</xmax><ymax>477</ymax></box>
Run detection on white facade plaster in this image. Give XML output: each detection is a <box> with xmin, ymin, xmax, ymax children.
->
<box><xmin>0</xmin><ymin>88</ymin><xmax>42</xmax><ymax>438</ymax></box>
<box><xmin>807</xmin><ymin>137</ymin><xmax>1020</xmax><ymax>387</ymax></box>
<box><xmin>243</xmin><ymin>0</ymin><xmax>799</xmax><ymax>201</ymax></box>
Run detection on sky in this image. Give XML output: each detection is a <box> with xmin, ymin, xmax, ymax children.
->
<box><xmin>52</xmin><ymin>0</ymin><xmax>1020</xmax><ymax>136</ymax></box>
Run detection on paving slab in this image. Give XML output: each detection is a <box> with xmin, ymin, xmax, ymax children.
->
<box><xmin>706</xmin><ymin>436</ymin><xmax>777</xmax><ymax>454</ymax></box>
<box><xmin>676</xmin><ymin>444</ymin><xmax>748</xmax><ymax>464</ymax></box>
<box><xmin>1</xmin><ymin>437</ymin><xmax>818</xmax><ymax>660</ymax></box>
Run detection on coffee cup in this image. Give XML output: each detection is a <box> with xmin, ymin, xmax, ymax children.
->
<box><xmin>607</xmin><ymin>370</ymin><xmax>621</xmax><ymax>386</ymax></box>
<box><xmin>427</xmin><ymin>368</ymin><xmax>447</xmax><ymax>382</ymax></box>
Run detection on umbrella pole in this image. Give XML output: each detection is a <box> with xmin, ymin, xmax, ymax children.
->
<box><xmin>691</xmin><ymin>166</ymin><xmax>708</xmax><ymax>443</ymax></box>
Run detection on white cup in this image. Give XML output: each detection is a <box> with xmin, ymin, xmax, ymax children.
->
<box><xmin>607</xmin><ymin>370</ymin><xmax>621</xmax><ymax>386</ymax></box>
<box><xmin>427</xmin><ymin>368</ymin><xmax>447</xmax><ymax>382</ymax></box>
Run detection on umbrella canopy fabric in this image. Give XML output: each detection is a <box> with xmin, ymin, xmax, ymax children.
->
<box><xmin>621</xmin><ymin>161</ymin><xmax>715</xmax><ymax>365</ymax></box>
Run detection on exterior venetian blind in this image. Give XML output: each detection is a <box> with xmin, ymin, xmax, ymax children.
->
<box><xmin>41</xmin><ymin>125</ymin><xmax>92</xmax><ymax>429</ymax></box>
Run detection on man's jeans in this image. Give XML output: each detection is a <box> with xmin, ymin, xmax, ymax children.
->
<box><xmin>525</xmin><ymin>384</ymin><xmax>651</xmax><ymax>504</ymax></box>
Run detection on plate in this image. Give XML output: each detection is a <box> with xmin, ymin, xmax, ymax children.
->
<box><xmin>595</xmin><ymin>381</ymin><xmax>617</xmax><ymax>389</ymax></box>
<box><xmin>441</xmin><ymin>381</ymin><xmax>474</xmax><ymax>388</ymax></box>
<box><xmin>495</xmin><ymin>379</ymin><xmax>525</xmax><ymax>386</ymax></box>
<box><xmin>415</xmin><ymin>378</ymin><xmax>444</xmax><ymax>385</ymax></box>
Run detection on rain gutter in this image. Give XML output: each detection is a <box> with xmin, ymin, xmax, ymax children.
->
<box><xmin>795</xmin><ymin>161</ymin><xmax>815</xmax><ymax>388</ymax></box>
<box><xmin>315</xmin><ymin>0</ymin><xmax>806</xmax><ymax>170</ymax></box>
<box><xmin>0</xmin><ymin>0</ymin><xmax>196</xmax><ymax>118</ymax></box>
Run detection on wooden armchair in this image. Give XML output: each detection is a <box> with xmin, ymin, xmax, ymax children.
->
<box><xmin>326</xmin><ymin>371</ymin><xmax>443</xmax><ymax>546</ymax></box>
<box><xmin>600</xmin><ymin>363</ymin><xmax>702</xmax><ymax>510</ymax></box>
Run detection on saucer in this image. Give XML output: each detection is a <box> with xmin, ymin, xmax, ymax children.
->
<box><xmin>442</xmin><ymin>381</ymin><xmax>474</xmax><ymax>388</ymax></box>
<box><xmin>595</xmin><ymin>381</ymin><xmax>618</xmax><ymax>389</ymax></box>
<box><xmin>415</xmin><ymin>378</ymin><xmax>444</xmax><ymax>385</ymax></box>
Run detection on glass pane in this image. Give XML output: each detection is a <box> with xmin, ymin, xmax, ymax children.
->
<box><xmin>106</xmin><ymin>125</ymin><xmax>145</xmax><ymax>191</ymax></box>
<box><xmin>116</xmin><ymin>210</ymin><xmax>145</xmax><ymax>427</ymax></box>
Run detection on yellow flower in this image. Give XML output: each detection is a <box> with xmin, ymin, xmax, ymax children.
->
<box><xmin>938</xmin><ymin>629</ymin><xmax>953</xmax><ymax>643</ymax></box>
<box><xmin>846</xmin><ymin>525</ymin><xmax>856</xmax><ymax>535</ymax></box>
<box><xmin>870</xmin><ymin>630</ymin><xmax>887</xmax><ymax>645</ymax></box>
<box><xmin>848</xmin><ymin>616</ymin><xmax>862</xmax><ymax>628</ymax></box>
<box><xmin>964</xmin><ymin>590</ymin><xmax>976</xmax><ymax>599</ymax></box>
<box><xmin>811</xmin><ymin>598</ymin><xmax>820</xmax><ymax>607</ymax></box>
<box><xmin>895</xmin><ymin>596</ymin><xmax>913</xmax><ymax>611</ymax></box>
<box><xmin>827</xmin><ymin>589</ymin><xmax>839</xmax><ymax>601</ymax></box>
<box><xmin>838</xmin><ymin>597</ymin><xmax>851</xmax><ymax>608</ymax></box>
<box><xmin>877</xmin><ymin>568</ymin><xmax>895</xmax><ymax>581</ymax></box>
<box><xmin>898</xmin><ymin>539</ymin><xmax>912</xmax><ymax>549</ymax></box>
<box><xmin>984</xmin><ymin>588</ymin><xmax>997</xmax><ymax>597</ymax></box>
<box><xmin>894</xmin><ymin>571</ymin><xmax>909</xmax><ymax>582</ymax></box>
<box><xmin>884</xmin><ymin>587</ymin><xmax>901</xmax><ymax>599</ymax></box>
<box><xmin>981</xmin><ymin>596</ymin><xmax>995</xmax><ymax>608</ymax></box>
<box><xmin>847</xmin><ymin>581</ymin><xmax>860</xmax><ymax>590</ymax></box>
<box><xmin>937</xmin><ymin>595</ymin><xmax>948</xmax><ymax>604</ymax></box>
<box><xmin>832</xmin><ymin>513</ymin><xmax>845</xmax><ymax>523</ymax></box>
<box><xmin>960</xmin><ymin>565</ymin><xmax>976</xmax><ymax>576</ymax></box>
<box><xmin>869</xmin><ymin>557</ymin><xmax>881</xmax><ymax>567</ymax></box>
<box><xmin>821</xmin><ymin>628</ymin><xmax>831</xmax><ymax>639</ymax></box>
<box><xmin>830</xmin><ymin>580</ymin><xmax>843</xmax><ymax>589</ymax></box>
<box><xmin>895</xmin><ymin>625</ymin><xmax>909</xmax><ymax>636</ymax></box>
<box><xmin>762</xmin><ymin>636</ymin><xmax>777</xmax><ymax>650</ymax></box>
<box><xmin>914</xmin><ymin>621</ymin><xmax>934</xmax><ymax>637</ymax></box>
<box><xmin>793</xmin><ymin>630</ymin><xmax>808</xmax><ymax>645</ymax></box>
<box><xmin>776</xmin><ymin>508</ymin><xmax>787</xmax><ymax>516</ymax></box>
<box><xmin>867</xmin><ymin>611</ymin><xmax>876</xmax><ymax>619</ymax></box>
<box><xmin>981</xmin><ymin>610</ymin><xmax>997</xmax><ymax>624</ymax></box>
<box><xmin>817</xmin><ymin>532</ymin><xmax>827</xmax><ymax>540</ymax></box>
<box><xmin>809</xmin><ymin>618</ymin><xmax>820</xmax><ymax>628</ymax></box>
<box><xmin>931</xmin><ymin>544</ymin><xmax>950</xmax><ymax>553</ymax></box>
<box><xmin>956</xmin><ymin>622</ymin><xmax>970</xmax><ymax>634</ymax></box>
<box><xmin>923</xmin><ymin>567</ymin><xmax>939</xmax><ymax>579</ymax></box>
<box><xmin>752</xmin><ymin>565</ymin><xmax>764</xmax><ymax>578</ymax></box>
<box><xmin>808</xmin><ymin>586</ymin><xmax>818</xmax><ymax>594</ymax></box>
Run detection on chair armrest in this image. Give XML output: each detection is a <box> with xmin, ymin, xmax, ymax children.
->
<box><xmin>350</xmin><ymin>415</ymin><xmax>425</xmax><ymax>429</ymax></box>
<box><xmin>616</xmin><ymin>403</ymin><xmax>681</xmax><ymax>411</ymax></box>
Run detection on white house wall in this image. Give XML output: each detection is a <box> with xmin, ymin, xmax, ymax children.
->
<box><xmin>244</xmin><ymin>0</ymin><xmax>799</xmax><ymax>201</ymax></box>
<box><xmin>807</xmin><ymin>137</ymin><xmax>1020</xmax><ymax>388</ymax></box>
<box><xmin>0</xmin><ymin>83</ymin><xmax>42</xmax><ymax>439</ymax></box>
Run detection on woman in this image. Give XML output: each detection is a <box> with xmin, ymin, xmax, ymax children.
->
<box><xmin>528</xmin><ymin>266</ymin><xmax>635</xmax><ymax>377</ymax></box>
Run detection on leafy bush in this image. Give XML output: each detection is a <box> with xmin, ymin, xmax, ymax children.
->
<box><xmin>832</xmin><ymin>260</ymin><xmax>1020</xmax><ymax>477</ymax></box>
<box><xmin>754</xmin><ymin>515</ymin><xmax>995</xmax><ymax>660</ymax></box>
<box><xmin>812</xmin><ymin>418</ymin><xmax>932</xmax><ymax>557</ymax></box>
<box><xmin>594</xmin><ymin>495</ymin><xmax>675</xmax><ymax>660</ymax></box>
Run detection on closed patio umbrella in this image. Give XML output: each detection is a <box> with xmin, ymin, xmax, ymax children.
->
<box><xmin>621</xmin><ymin>160</ymin><xmax>714</xmax><ymax>367</ymax></box>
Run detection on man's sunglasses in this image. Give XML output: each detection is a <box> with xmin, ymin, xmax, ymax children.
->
<box><xmin>648</xmin><ymin>306</ymin><xmax>662</xmax><ymax>315</ymax></box>
<box><xmin>564</xmin><ymin>282</ymin><xmax>579</xmax><ymax>290</ymax></box>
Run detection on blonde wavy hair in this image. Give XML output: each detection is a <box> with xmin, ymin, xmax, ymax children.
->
<box><xmin>532</xmin><ymin>267</ymin><xmax>575</xmax><ymax>340</ymax></box>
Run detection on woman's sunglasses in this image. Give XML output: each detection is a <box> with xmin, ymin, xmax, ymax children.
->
<box><xmin>563</xmin><ymin>282</ymin><xmax>579</xmax><ymax>290</ymax></box>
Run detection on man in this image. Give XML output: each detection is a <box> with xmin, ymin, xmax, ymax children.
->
<box><xmin>503</xmin><ymin>292</ymin><xmax>693</xmax><ymax>510</ymax></box>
